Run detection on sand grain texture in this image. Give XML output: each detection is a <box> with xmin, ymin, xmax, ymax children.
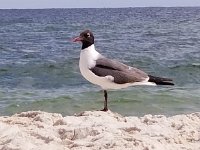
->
<box><xmin>0</xmin><ymin>111</ymin><xmax>200</xmax><ymax>150</ymax></box>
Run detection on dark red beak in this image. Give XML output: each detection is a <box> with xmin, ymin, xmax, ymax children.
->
<box><xmin>72</xmin><ymin>36</ymin><xmax>83</xmax><ymax>42</ymax></box>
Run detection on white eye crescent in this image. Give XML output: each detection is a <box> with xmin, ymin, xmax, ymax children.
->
<box><xmin>87</xmin><ymin>33</ymin><xmax>90</xmax><ymax>37</ymax></box>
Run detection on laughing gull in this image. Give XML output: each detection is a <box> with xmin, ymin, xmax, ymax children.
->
<box><xmin>73</xmin><ymin>30</ymin><xmax>174</xmax><ymax>111</ymax></box>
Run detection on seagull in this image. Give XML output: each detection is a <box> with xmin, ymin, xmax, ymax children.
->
<box><xmin>72</xmin><ymin>30</ymin><xmax>174</xmax><ymax>111</ymax></box>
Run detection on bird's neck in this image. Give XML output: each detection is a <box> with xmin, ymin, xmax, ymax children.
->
<box><xmin>81</xmin><ymin>44</ymin><xmax>95</xmax><ymax>52</ymax></box>
<box><xmin>82</xmin><ymin>41</ymin><xmax>94</xmax><ymax>50</ymax></box>
<box><xmin>80</xmin><ymin>44</ymin><xmax>100</xmax><ymax>60</ymax></box>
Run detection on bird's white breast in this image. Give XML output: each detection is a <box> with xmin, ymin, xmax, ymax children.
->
<box><xmin>79</xmin><ymin>45</ymin><xmax>107</xmax><ymax>87</ymax></box>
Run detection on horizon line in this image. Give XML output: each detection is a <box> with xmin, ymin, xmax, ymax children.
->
<box><xmin>0</xmin><ymin>6</ymin><xmax>200</xmax><ymax>10</ymax></box>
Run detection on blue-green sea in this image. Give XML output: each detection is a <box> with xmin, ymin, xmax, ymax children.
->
<box><xmin>0</xmin><ymin>7</ymin><xmax>199</xmax><ymax>116</ymax></box>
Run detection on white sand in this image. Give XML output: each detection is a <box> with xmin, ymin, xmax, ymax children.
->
<box><xmin>0</xmin><ymin>110</ymin><xmax>200</xmax><ymax>150</ymax></box>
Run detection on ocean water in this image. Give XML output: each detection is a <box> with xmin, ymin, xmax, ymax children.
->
<box><xmin>0</xmin><ymin>7</ymin><xmax>199</xmax><ymax>116</ymax></box>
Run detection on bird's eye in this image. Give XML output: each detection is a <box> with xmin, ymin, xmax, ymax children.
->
<box><xmin>86</xmin><ymin>33</ymin><xmax>90</xmax><ymax>37</ymax></box>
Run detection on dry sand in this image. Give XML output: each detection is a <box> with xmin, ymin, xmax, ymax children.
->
<box><xmin>0</xmin><ymin>110</ymin><xmax>200</xmax><ymax>150</ymax></box>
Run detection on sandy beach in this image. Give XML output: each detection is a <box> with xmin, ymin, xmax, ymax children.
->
<box><xmin>0</xmin><ymin>110</ymin><xmax>200</xmax><ymax>150</ymax></box>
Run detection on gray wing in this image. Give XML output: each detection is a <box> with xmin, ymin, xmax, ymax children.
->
<box><xmin>90</xmin><ymin>57</ymin><xmax>148</xmax><ymax>84</ymax></box>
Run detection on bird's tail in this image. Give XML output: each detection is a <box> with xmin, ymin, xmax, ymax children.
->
<box><xmin>148</xmin><ymin>75</ymin><xmax>174</xmax><ymax>85</ymax></box>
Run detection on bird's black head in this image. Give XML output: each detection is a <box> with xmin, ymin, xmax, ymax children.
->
<box><xmin>73</xmin><ymin>30</ymin><xmax>94</xmax><ymax>50</ymax></box>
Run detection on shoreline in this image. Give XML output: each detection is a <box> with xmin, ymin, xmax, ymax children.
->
<box><xmin>0</xmin><ymin>110</ymin><xmax>200</xmax><ymax>150</ymax></box>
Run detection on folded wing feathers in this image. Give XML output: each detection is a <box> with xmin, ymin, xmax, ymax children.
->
<box><xmin>90</xmin><ymin>57</ymin><xmax>149</xmax><ymax>84</ymax></box>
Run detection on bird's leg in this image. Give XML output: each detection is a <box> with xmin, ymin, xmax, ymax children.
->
<box><xmin>101</xmin><ymin>90</ymin><xmax>108</xmax><ymax>111</ymax></box>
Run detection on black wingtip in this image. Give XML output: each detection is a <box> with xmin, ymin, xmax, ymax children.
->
<box><xmin>148</xmin><ymin>75</ymin><xmax>175</xmax><ymax>86</ymax></box>
<box><xmin>158</xmin><ymin>81</ymin><xmax>175</xmax><ymax>86</ymax></box>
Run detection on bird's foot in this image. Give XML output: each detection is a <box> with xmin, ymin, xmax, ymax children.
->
<box><xmin>100</xmin><ymin>107</ymin><xmax>108</xmax><ymax>112</ymax></box>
